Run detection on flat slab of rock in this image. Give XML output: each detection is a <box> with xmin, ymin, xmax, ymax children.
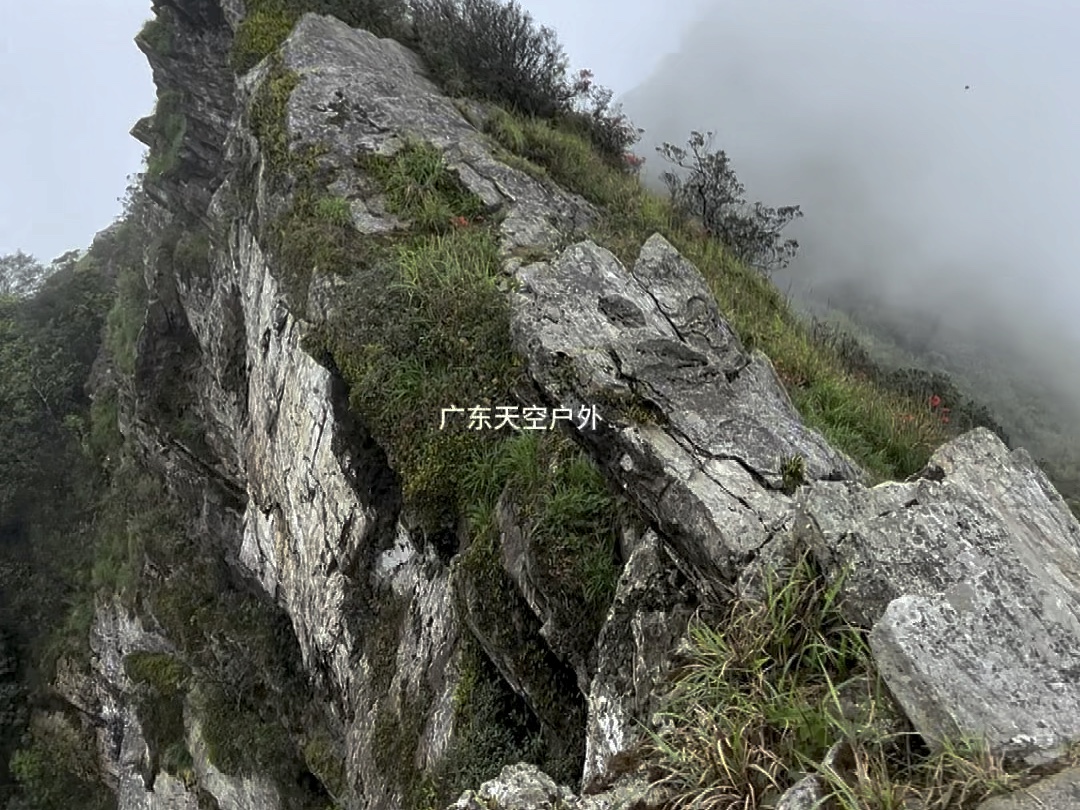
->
<box><xmin>798</xmin><ymin>428</ymin><xmax>1080</xmax><ymax>761</ymax></box>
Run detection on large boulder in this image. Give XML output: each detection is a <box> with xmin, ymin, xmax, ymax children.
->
<box><xmin>797</xmin><ymin>428</ymin><xmax>1080</xmax><ymax>763</ymax></box>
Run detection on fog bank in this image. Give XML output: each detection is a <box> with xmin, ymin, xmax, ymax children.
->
<box><xmin>619</xmin><ymin>0</ymin><xmax>1080</xmax><ymax>418</ymax></box>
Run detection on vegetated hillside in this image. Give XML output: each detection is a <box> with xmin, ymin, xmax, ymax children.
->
<box><xmin>787</xmin><ymin>283</ymin><xmax>1080</xmax><ymax>516</ymax></box>
<box><xmin>0</xmin><ymin>216</ymin><xmax>145</xmax><ymax>808</ymax></box>
<box><xmin>4</xmin><ymin>2</ymin><xmax>1079</xmax><ymax>809</ymax></box>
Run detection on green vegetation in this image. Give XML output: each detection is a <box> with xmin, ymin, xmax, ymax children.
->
<box><xmin>658</xmin><ymin>130</ymin><xmax>803</xmax><ymax>274</ymax></box>
<box><xmin>124</xmin><ymin>653</ymin><xmax>193</xmax><ymax>785</ymax></box>
<box><xmin>138</xmin><ymin>10</ymin><xmax>172</xmax><ymax>55</ymax></box>
<box><xmin>8</xmin><ymin>713</ymin><xmax>114</xmax><ymax>810</ymax></box>
<box><xmin>232</xmin><ymin>2</ymin><xmax>297</xmax><ymax>73</ymax></box>
<box><xmin>172</xmin><ymin>227</ymin><xmax>212</xmax><ymax>281</ymax></box>
<box><xmin>231</xmin><ymin>0</ymin><xmax>408</xmax><ymax>73</ymax></box>
<box><xmin>780</xmin><ymin>453</ymin><xmax>807</xmax><ymax>495</ymax></box>
<box><xmin>0</xmin><ymin>244</ymin><xmax>118</xmax><ymax>805</ymax></box>
<box><xmin>248</xmin><ymin>61</ymin><xmax>302</xmax><ymax>179</ymax></box>
<box><xmin>5</xmin><ymin>2</ymin><xmax>1074</xmax><ymax>808</ymax></box>
<box><xmin>315</xmin><ymin>141</ymin><xmax>515</xmax><ymax>534</ymax></box>
<box><xmin>427</xmin><ymin>634</ymin><xmax>545</xmax><ymax>806</ymax></box>
<box><xmin>302</xmin><ymin>729</ymin><xmax>349</xmax><ymax>803</ymax></box>
<box><xmin>480</xmin><ymin>103</ymin><xmax>954</xmax><ymax>483</ymax></box>
<box><xmin>104</xmin><ymin>253</ymin><xmax>148</xmax><ymax>377</ymax></box>
<box><xmin>145</xmin><ymin>90</ymin><xmax>187</xmax><ymax>180</ymax></box>
<box><xmin>644</xmin><ymin>551</ymin><xmax>1055</xmax><ymax>809</ymax></box>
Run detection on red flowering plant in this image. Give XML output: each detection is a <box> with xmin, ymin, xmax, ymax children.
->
<box><xmin>928</xmin><ymin>394</ymin><xmax>951</xmax><ymax>425</ymax></box>
<box><xmin>622</xmin><ymin>152</ymin><xmax>646</xmax><ymax>175</ymax></box>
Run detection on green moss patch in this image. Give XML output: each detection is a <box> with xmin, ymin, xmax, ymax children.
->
<box><xmin>139</xmin><ymin>11</ymin><xmax>173</xmax><ymax>55</ymax></box>
<box><xmin>232</xmin><ymin>2</ymin><xmax>298</xmax><ymax>74</ymax></box>
<box><xmin>372</xmin><ymin>682</ymin><xmax>436</xmax><ymax>810</ymax></box>
<box><xmin>124</xmin><ymin>651</ymin><xmax>191</xmax><ymax>695</ymax></box>
<box><xmin>124</xmin><ymin>652</ymin><xmax>193</xmax><ymax>783</ymax></box>
<box><xmin>249</xmin><ymin>61</ymin><xmax>301</xmax><ymax>179</ymax></box>
<box><xmin>146</xmin><ymin>90</ymin><xmax>187</xmax><ymax>180</ymax></box>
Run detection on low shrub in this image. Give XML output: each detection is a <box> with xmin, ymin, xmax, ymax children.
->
<box><xmin>657</xmin><ymin>130</ymin><xmax>803</xmax><ymax>275</ymax></box>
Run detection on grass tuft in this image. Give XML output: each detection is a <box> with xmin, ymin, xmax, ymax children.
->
<box><xmin>232</xmin><ymin>2</ymin><xmax>298</xmax><ymax>73</ymax></box>
<box><xmin>643</xmin><ymin>551</ymin><xmax>1051</xmax><ymax>809</ymax></box>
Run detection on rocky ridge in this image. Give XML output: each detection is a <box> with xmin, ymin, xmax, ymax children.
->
<box><xmin>66</xmin><ymin>4</ymin><xmax>1080</xmax><ymax>810</ymax></box>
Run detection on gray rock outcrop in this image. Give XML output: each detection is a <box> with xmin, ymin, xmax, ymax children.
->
<box><xmin>797</xmin><ymin>428</ymin><xmax>1080</xmax><ymax>763</ymax></box>
<box><xmin>70</xmin><ymin>2</ymin><xmax>1080</xmax><ymax>809</ymax></box>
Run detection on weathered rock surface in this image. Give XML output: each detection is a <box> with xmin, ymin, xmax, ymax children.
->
<box><xmin>798</xmin><ymin>428</ymin><xmax>1080</xmax><ymax>762</ymax></box>
<box><xmin>187</xmin><ymin>716</ymin><xmax>282</xmax><ymax>810</ymax></box>
<box><xmin>775</xmin><ymin>776</ymin><xmax>826</xmax><ymax>810</ymax></box>
<box><xmin>977</xmin><ymin>766</ymin><xmax>1080</xmax><ymax>809</ymax></box>
<box><xmin>583</xmin><ymin>530</ymin><xmax>696</xmax><ymax>788</ymax></box>
<box><xmin>133</xmin><ymin>0</ymin><xmax>235</xmax><ymax>220</ymax></box>
<box><xmin>56</xmin><ymin>599</ymin><xmax>278</xmax><ymax>810</ymax></box>
<box><xmin>447</xmin><ymin>763</ymin><xmax>655</xmax><ymax>810</ymax></box>
<box><xmin>511</xmin><ymin>232</ymin><xmax>864</xmax><ymax>585</ymax></box>
<box><xmin>88</xmin><ymin>0</ymin><xmax>1080</xmax><ymax>807</ymax></box>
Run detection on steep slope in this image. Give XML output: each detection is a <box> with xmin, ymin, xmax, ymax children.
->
<box><xmin>45</xmin><ymin>4</ymin><xmax>1080</xmax><ymax>810</ymax></box>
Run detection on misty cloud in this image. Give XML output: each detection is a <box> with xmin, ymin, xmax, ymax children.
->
<box><xmin>617</xmin><ymin>0</ymin><xmax>1080</xmax><ymax>427</ymax></box>
<box><xmin>0</xmin><ymin>0</ymin><xmax>153</xmax><ymax>262</ymax></box>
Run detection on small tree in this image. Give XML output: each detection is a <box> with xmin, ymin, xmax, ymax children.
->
<box><xmin>0</xmin><ymin>252</ymin><xmax>47</xmax><ymax>299</ymax></box>
<box><xmin>658</xmin><ymin>131</ymin><xmax>803</xmax><ymax>274</ymax></box>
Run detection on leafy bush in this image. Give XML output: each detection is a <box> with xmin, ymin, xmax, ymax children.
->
<box><xmin>559</xmin><ymin>68</ymin><xmax>642</xmax><ymax>165</ymax></box>
<box><xmin>408</xmin><ymin>0</ymin><xmax>573</xmax><ymax>118</ymax></box>
<box><xmin>658</xmin><ymin>130</ymin><xmax>803</xmax><ymax>274</ymax></box>
<box><xmin>407</xmin><ymin>0</ymin><xmax>639</xmax><ymax>164</ymax></box>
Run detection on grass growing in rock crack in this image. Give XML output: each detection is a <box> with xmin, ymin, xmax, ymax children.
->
<box><xmin>297</xmin><ymin>138</ymin><xmax>623</xmax><ymax>802</ymax></box>
<box><xmin>145</xmin><ymin>90</ymin><xmax>187</xmax><ymax>181</ymax></box>
<box><xmin>643</xmin><ymin>551</ymin><xmax>1047</xmax><ymax>810</ymax></box>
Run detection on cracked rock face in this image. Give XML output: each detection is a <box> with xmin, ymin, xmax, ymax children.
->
<box><xmin>583</xmin><ymin>531</ymin><xmax>697</xmax><ymax>787</ymax></box>
<box><xmin>511</xmin><ymin>233</ymin><xmax>864</xmax><ymax>584</ymax></box>
<box><xmin>799</xmin><ymin>428</ymin><xmax>1080</xmax><ymax>762</ymax></box>
<box><xmin>104</xmin><ymin>2</ymin><xmax>1080</xmax><ymax>808</ymax></box>
<box><xmin>447</xmin><ymin>763</ymin><xmax>654</xmax><ymax>810</ymax></box>
<box><xmin>57</xmin><ymin>599</ymin><xmax>278</xmax><ymax>810</ymax></box>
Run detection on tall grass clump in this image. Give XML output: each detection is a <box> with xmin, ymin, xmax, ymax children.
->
<box><xmin>644</xmin><ymin>551</ymin><xmax>1047</xmax><ymax>809</ymax></box>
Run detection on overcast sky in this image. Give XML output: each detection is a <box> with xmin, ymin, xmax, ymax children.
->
<box><xmin>3</xmin><ymin>0</ymin><xmax>1078</xmax><ymax>430</ymax></box>
<box><xmin>0</xmin><ymin>0</ymin><xmax>153</xmax><ymax>262</ymax></box>
<box><xmin>609</xmin><ymin>0</ymin><xmax>1080</xmax><ymax>432</ymax></box>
